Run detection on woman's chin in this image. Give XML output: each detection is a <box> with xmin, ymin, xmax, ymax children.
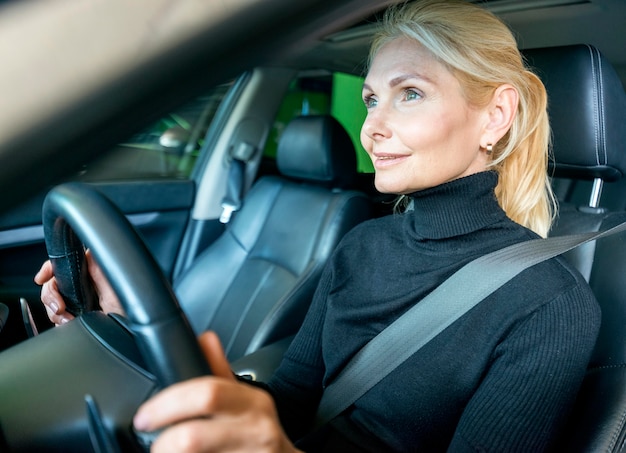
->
<box><xmin>374</xmin><ymin>176</ymin><xmax>415</xmax><ymax>195</ymax></box>
<box><xmin>374</xmin><ymin>181</ymin><xmax>397</xmax><ymax>195</ymax></box>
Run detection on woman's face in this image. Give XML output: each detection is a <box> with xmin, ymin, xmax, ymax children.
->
<box><xmin>360</xmin><ymin>37</ymin><xmax>491</xmax><ymax>194</ymax></box>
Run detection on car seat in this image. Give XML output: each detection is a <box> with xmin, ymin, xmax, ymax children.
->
<box><xmin>524</xmin><ymin>44</ymin><xmax>626</xmax><ymax>451</ymax></box>
<box><xmin>173</xmin><ymin>115</ymin><xmax>372</xmax><ymax>361</ymax></box>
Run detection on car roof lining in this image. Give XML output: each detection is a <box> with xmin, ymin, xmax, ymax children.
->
<box><xmin>0</xmin><ymin>0</ymin><xmax>395</xmax><ymax>213</ymax></box>
<box><xmin>287</xmin><ymin>0</ymin><xmax>626</xmax><ymax>84</ymax></box>
<box><xmin>0</xmin><ymin>0</ymin><xmax>623</xmax><ymax>213</ymax></box>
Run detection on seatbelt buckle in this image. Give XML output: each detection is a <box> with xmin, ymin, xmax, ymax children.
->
<box><xmin>220</xmin><ymin>201</ymin><xmax>240</xmax><ymax>224</ymax></box>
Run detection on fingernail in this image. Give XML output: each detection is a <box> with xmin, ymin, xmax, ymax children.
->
<box><xmin>60</xmin><ymin>316</ymin><xmax>70</xmax><ymax>324</ymax></box>
<box><xmin>50</xmin><ymin>302</ymin><xmax>59</xmax><ymax>314</ymax></box>
<box><xmin>133</xmin><ymin>410</ymin><xmax>148</xmax><ymax>430</ymax></box>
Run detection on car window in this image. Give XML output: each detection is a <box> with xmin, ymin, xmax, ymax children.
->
<box><xmin>76</xmin><ymin>81</ymin><xmax>233</xmax><ymax>182</ymax></box>
<box><xmin>263</xmin><ymin>71</ymin><xmax>373</xmax><ymax>174</ymax></box>
<box><xmin>331</xmin><ymin>72</ymin><xmax>372</xmax><ymax>173</ymax></box>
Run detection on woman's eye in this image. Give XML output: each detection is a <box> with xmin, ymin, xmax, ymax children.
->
<box><xmin>403</xmin><ymin>89</ymin><xmax>422</xmax><ymax>101</ymax></box>
<box><xmin>363</xmin><ymin>95</ymin><xmax>378</xmax><ymax>109</ymax></box>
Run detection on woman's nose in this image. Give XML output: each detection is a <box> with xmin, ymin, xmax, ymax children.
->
<box><xmin>362</xmin><ymin>108</ymin><xmax>391</xmax><ymax>141</ymax></box>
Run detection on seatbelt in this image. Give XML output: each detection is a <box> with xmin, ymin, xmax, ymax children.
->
<box><xmin>315</xmin><ymin>220</ymin><xmax>626</xmax><ymax>426</ymax></box>
<box><xmin>220</xmin><ymin>141</ymin><xmax>257</xmax><ymax>224</ymax></box>
<box><xmin>220</xmin><ymin>158</ymin><xmax>245</xmax><ymax>223</ymax></box>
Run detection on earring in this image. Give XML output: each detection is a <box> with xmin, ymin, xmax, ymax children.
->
<box><xmin>486</xmin><ymin>143</ymin><xmax>493</xmax><ymax>155</ymax></box>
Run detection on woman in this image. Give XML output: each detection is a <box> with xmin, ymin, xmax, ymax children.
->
<box><xmin>36</xmin><ymin>0</ymin><xmax>600</xmax><ymax>451</ymax></box>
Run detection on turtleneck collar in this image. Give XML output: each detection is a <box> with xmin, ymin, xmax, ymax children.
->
<box><xmin>405</xmin><ymin>171</ymin><xmax>508</xmax><ymax>240</ymax></box>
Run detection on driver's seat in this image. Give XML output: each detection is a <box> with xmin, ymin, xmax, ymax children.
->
<box><xmin>174</xmin><ymin>115</ymin><xmax>372</xmax><ymax>361</ymax></box>
<box><xmin>523</xmin><ymin>45</ymin><xmax>626</xmax><ymax>451</ymax></box>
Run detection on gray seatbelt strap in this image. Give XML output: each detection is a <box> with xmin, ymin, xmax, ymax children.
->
<box><xmin>220</xmin><ymin>158</ymin><xmax>245</xmax><ymax>223</ymax></box>
<box><xmin>220</xmin><ymin>141</ymin><xmax>257</xmax><ymax>224</ymax></box>
<box><xmin>315</xmin><ymin>220</ymin><xmax>626</xmax><ymax>426</ymax></box>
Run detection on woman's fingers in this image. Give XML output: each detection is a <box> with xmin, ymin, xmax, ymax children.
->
<box><xmin>33</xmin><ymin>259</ymin><xmax>53</xmax><ymax>285</ymax></box>
<box><xmin>85</xmin><ymin>250</ymin><xmax>125</xmax><ymax>316</ymax></box>
<box><xmin>134</xmin><ymin>377</ymin><xmax>239</xmax><ymax>430</ymax></box>
<box><xmin>39</xmin><ymin>274</ymin><xmax>74</xmax><ymax>325</ymax></box>
<box><xmin>150</xmin><ymin>410</ymin><xmax>293</xmax><ymax>453</ymax></box>
<box><xmin>136</xmin><ymin>377</ymin><xmax>293</xmax><ymax>453</ymax></box>
<box><xmin>134</xmin><ymin>332</ymin><xmax>235</xmax><ymax>430</ymax></box>
<box><xmin>198</xmin><ymin>331</ymin><xmax>234</xmax><ymax>380</ymax></box>
<box><xmin>134</xmin><ymin>375</ymin><xmax>274</xmax><ymax>431</ymax></box>
<box><xmin>133</xmin><ymin>331</ymin><xmax>299</xmax><ymax>452</ymax></box>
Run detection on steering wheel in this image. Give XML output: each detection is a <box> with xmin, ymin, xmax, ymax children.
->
<box><xmin>42</xmin><ymin>182</ymin><xmax>211</xmax><ymax>387</ymax></box>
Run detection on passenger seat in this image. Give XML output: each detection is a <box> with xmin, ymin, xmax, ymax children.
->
<box><xmin>174</xmin><ymin>115</ymin><xmax>372</xmax><ymax>361</ymax></box>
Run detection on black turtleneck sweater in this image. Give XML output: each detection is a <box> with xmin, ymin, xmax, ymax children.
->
<box><xmin>265</xmin><ymin>171</ymin><xmax>600</xmax><ymax>452</ymax></box>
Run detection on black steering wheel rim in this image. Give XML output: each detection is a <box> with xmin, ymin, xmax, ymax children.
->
<box><xmin>42</xmin><ymin>182</ymin><xmax>211</xmax><ymax>386</ymax></box>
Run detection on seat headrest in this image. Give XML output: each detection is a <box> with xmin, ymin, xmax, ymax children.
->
<box><xmin>523</xmin><ymin>44</ymin><xmax>626</xmax><ymax>182</ymax></box>
<box><xmin>276</xmin><ymin>115</ymin><xmax>357</xmax><ymax>188</ymax></box>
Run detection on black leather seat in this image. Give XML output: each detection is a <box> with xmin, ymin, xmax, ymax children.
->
<box><xmin>525</xmin><ymin>44</ymin><xmax>626</xmax><ymax>451</ymax></box>
<box><xmin>174</xmin><ymin>115</ymin><xmax>372</xmax><ymax>361</ymax></box>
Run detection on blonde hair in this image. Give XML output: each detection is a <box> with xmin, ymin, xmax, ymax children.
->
<box><xmin>371</xmin><ymin>0</ymin><xmax>556</xmax><ymax>237</ymax></box>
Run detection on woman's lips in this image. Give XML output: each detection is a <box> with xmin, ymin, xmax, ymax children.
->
<box><xmin>373</xmin><ymin>153</ymin><xmax>409</xmax><ymax>169</ymax></box>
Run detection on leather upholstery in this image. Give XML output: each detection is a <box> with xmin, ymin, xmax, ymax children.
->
<box><xmin>277</xmin><ymin>115</ymin><xmax>357</xmax><ymax>188</ymax></box>
<box><xmin>524</xmin><ymin>45</ymin><xmax>626</xmax><ymax>181</ymax></box>
<box><xmin>528</xmin><ymin>45</ymin><xmax>626</xmax><ymax>451</ymax></box>
<box><xmin>174</xmin><ymin>115</ymin><xmax>371</xmax><ymax>361</ymax></box>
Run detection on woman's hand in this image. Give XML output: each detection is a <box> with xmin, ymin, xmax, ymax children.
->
<box><xmin>133</xmin><ymin>332</ymin><xmax>302</xmax><ymax>453</ymax></box>
<box><xmin>34</xmin><ymin>250</ymin><xmax>124</xmax><ymax>325</ymax></box>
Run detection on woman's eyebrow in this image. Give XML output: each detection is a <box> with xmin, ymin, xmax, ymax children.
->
<box><xmin>362</xmin><ymin>73</ymin><xmax>434</xmax><ymax>92</ymax></box>
<box><xmin>389</xmin><ymin>73</ymin><xmax>433</xmax><ymax>87</ymax></box>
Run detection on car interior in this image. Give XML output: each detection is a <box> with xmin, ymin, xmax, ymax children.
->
<box><xmin>0</xmin><ymin>0</ymin><xmax>625</xmax><ymax>451</ymax></box>
<box><xmin>174</xmin><ymin>114</ymin><xmax>372</xmax><ymax>361</ymax></box>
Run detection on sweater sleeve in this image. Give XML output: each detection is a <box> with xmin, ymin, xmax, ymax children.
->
<box><xmin>448</xmin><ymin>283</ymin><xmax>600</xmax><ymax>452</ymax></box>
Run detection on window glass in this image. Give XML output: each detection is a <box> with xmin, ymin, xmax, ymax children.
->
<box><xmin>331</xmin><ymin>72</ymin><xmax>371</xmax><ymax>173</ymax></box>
<box><xmin>263</xmin><ymin>76</ymin><xmax>332</xmax><ymax>160</ymax></box>
<box><xmin>263</xmin><ymin>72</ymin><xmax>372</xmax><ymax>174</ymax></box>
<box><xmin>77</xmin><ymin>81</ymin><xmax>233</xmax><ymax>182</ymax></box>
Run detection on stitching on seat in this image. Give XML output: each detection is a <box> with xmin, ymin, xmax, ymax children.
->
<box><xmin>608</xmin><ymin>406</ymin><xmax>626</xmax><ymax>451</ymax></box>
<box><xmin>586</xmin><ymin>44</ymin><xmax>608</xmax><ymax>166</ymax></box>
<box><xmin>594</xmin><ymin>45</ymin><xmax>607</xmax><ymax>166</ymax></box>
<box><xmin>619</xmin><ymin>429</ymin><xmax>626</xmax><ymax>453</ymax></box>
<box><xmin>586</xmin><ymin>44</ymin><xmax>601</xmax><ymax>166</ymax></box>
<box><xmin>587</xmin><ymin>363</ymin><xmax>626</xmax><ymax>371</ymax></box>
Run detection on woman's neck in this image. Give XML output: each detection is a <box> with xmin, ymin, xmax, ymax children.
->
<box><xmin>406</xmin><ymin>171</ymin><xmax>507</xmax><ymax>240</ymax></box>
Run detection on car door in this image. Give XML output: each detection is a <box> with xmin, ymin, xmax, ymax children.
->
<box><xmin>0</xmin><ymin>81</ymin><xmax>235</xmax><ymax>350</ymax></box>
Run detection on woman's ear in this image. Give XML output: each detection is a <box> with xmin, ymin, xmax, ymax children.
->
<box><xmin>481</xmin><ymin>84</ymin><xmax>518</xmax><ymax>147</ymax></box>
